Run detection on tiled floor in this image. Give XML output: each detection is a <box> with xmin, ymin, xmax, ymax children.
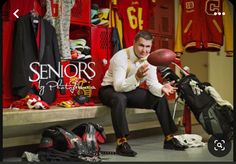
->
<box><xmin>100</xmin><ymin>134</ymin><xmax>233</xmax><ymax>162</ymax></box>
<box><xmin>3</xmin><ymin>125</ymin><xmax>233</xmax><ymax>162</ymax></box>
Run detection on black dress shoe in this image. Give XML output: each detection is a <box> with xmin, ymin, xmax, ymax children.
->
<box><xmin>164</xmin><ymin>138</ymin><xmax>187</xmax><ymax>151</ymax></box>
<box><xmin>116</xmin><ymin>142</ymin><xmax>137</xmax><ymax>157</ymax></box>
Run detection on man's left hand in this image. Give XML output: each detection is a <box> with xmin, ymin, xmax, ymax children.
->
<box><xmin>162</xmin><ymin>81</ymin><xmax>177</xmax><ymax>96</ymax></box>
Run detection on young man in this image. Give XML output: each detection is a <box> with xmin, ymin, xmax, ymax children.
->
<box><xmin>99</xmin><ymin>30</ymin><xmax>187</xmax><ymax>157</ymax></box>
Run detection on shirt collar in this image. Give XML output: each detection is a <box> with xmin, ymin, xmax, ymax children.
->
<box><xmin>127</xmin><ymin>46</ymin><xmax>148</xmax><ymax>63</ymax></box>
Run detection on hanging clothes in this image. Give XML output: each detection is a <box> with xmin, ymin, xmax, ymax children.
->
<box><xmin>110</xmin><ymin>0</ymin><xmax>124</xmax><ymax>49</ymax></box>
<box><xmin>111</xmin><ymin>27</ymin><xmax>122</xmax><ymax>55</ymax></box>
<box><xmin>12</xmin><ymin>13</ymin><xmax>65</xmax><ymax>104</ymax></box>
<box><xmin>44</xmin><ymin>0</ymin><xmax>75</xmax><ymax>59</ymax></box>
<box><xmin>110</xmin><ymin>1</ymin><xmax>122</xmax><ymax>55</ymax></box>
<box><xmin>116</xmin><ymin>0</ymin><xmax>150</xmax><ymax>47</ymax></box>
<box><xmin>174</xmin><ymin>0</ymin><xmax>233</xmax><ymax>56</ymax></box>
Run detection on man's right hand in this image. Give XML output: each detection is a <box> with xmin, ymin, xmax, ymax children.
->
<box><xmin>135</xmin><ymin>63</ymin><xmax>149</xmax><ymax>81</ymax></box>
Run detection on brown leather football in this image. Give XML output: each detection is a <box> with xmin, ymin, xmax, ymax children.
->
<box><xmin>147</xmin><ymin>48</ymin><xmax>176</xmax><ymax>66</ymax></box>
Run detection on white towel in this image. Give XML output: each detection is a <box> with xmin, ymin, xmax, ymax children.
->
<box><xmin>174</xmin><ymin>134</ymin><xmax>206</xmax><ymax>148</ymax></box>
<box><xmin>21</xmin><ymin>151</ymin><xmax>40</xmax><ymax>162</ymax></box>
<box><xmin>205</xmin><ymin>86</ymin><xmax>233</xmax><ymax>109</ymax></box>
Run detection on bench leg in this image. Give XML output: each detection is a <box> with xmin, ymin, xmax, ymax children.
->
<box><xmin>183</xmin><ymin>104</ymin><xmax>192</xmax><ymax>134</ymax></box>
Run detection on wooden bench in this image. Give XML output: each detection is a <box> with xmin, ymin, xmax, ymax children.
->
<box><xmin>3</xmin><ymin>101</ymin><xmax>184</xmax><ymax>148</ymax></box>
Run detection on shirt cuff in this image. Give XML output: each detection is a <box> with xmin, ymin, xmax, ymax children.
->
<box><xmin>130</xmin><ymin>74</ymin><xmax>140</xmax><ymax>88</ymax></box>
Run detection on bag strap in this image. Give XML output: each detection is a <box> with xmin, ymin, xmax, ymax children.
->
<box><xmin>202</xmin><ymin>103</ymin><xmax>217</xmax><ymax>134</ymax></box>
<box><xmin>126</xmin><ymin>48</ymin><xmax>132</xmax><ymax>78</ymax></box>
<box><xmin>125</xmin><ymin>48</ymin><xmax>147</xmax><ymax>78</ymax></box>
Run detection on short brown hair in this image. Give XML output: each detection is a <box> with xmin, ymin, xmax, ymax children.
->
<box><xmin>134</xmin><ymin>30</ymin><xmax>153</xmax><ymax>42</ymax></box>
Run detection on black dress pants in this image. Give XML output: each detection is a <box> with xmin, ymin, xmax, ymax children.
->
<box><xmin>98</xmin><ymin>85</ymin><xmax>178</xmax><ymax>138</ymax></box>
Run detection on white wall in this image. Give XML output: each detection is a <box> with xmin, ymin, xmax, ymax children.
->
<box><xmin>208</xmin><ymin>1</ymin><xmax>234</xmax><ymax>104</ymax></box>
<box><xmin>208</xmin><ymin>50</ymin><xmax>233</xmax><ymax>104</ymax></box>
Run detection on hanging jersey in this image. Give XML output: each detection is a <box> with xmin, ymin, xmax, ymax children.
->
<box><xmin>111</xmin><ymin>0</ymin><xmax>124</xmax><ymax>49</ymax></box>
<box><xmin>116</xmin><ymin>0</ymin><xmax>149</xmax><ymax>47</ymax></box>
<box><xmin>44</xmin><ymin>0</ymin><xmax>75</xmax><ymax>59</ymax></box>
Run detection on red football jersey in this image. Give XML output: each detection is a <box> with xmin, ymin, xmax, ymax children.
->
<box><xmin>117</xmin><ymin>0</ymin><xmax>149</xmax><ymax>47</ymax></box>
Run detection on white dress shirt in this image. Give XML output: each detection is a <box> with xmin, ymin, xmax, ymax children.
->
<box><xmin>101</xmin><ymin>46</ymin><xmax>164</xmax><ymax>97</ymax></box>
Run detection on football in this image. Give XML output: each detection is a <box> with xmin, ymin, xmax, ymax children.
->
<box><xmin>147</xmin><ymin>48</ymin><xmax>176</xmax><ymax>66</ymax></box>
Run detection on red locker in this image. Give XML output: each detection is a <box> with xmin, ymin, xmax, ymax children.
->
<box><xmin>90</xmin><ymin>26</ymin><xmax>112</xmax><ymax>101</ymax></box>
<box><xmin>3</xmin><ymin>0</ymin><xmax>45</xmax><ymax>22</ymax></box>
<box><xmin>91</xmin><ymin>26</ymin><xmax>112</xmax><ymax>60</ymax></box>
<box><xmin>148</xmin><ymin>0</ymin><xmax>174</xmax><ymax>36</ymax></box>
<box><xmin>147</xmin><ymin>0</ymin><xmax>175</xmax><ymax>100</ymax></box>
<box><xmin>71</xmin><ymin>0</ymin><xmax>91</xmax><ymax>25</ymax></box>
<box><xmin>69</xmin><ymin>26</ymin><xmax>112</xmax><ymax>101</ymax></box>
<box><xmin>151</xmin><ymin>34</ymin><xmax>174</xmax><ymax>51</ymax></box>
<box><xmin>70</xmin><ymin>0</ymin><xmax>112</xmax><ymax>101</ymax></box>
<box><xmin>2</xmin><ymin>21</ymin><xmax>18</xmax><ymax>108</ymax></box>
